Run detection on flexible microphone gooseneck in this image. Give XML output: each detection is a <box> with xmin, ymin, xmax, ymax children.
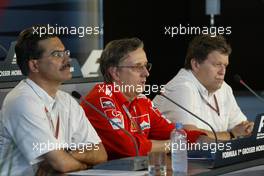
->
<box><xmin>159</xmin><ymin>92</ymin><xmax>218</xmax><ymax>144</ymax></box>
<box><xmin>71</xmin><ymin>91</ymin><xmax>139</xmax><ymax>156</ymax></box>
<box><xmin>234</xmin><ymin>74</ymin><xmax>264</xmax><ymax>104</ymax></box>
<box><xmin>71</xmin><ymin>91</ymin><xmax>148</xmax><ymax>171</ymax></box>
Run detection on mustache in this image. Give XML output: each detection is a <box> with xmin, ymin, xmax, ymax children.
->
<box><xmin>60</xmin><ymin>62</ymin><xmax>71</xmax><ymax>71</ymax></box>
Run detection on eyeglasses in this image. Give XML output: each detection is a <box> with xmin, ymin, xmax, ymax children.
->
<box><xmin>117</xmin><ymin>62</ymin><xmax>152</xmax><ymax>72</ymax></box>
<box><xmin>49</xmin><ymin>50</ymin><xmax>70</xmax><ymax>58</ymax></box>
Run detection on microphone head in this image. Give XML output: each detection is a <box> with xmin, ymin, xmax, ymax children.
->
<box><xmin>234</xmin><ymin>74</ymin><xmax>242</xmax><ymax>83</ymax></box>
<box><xmin>71</xmin><ymin>91</ymin><xmax>82</xmax><ymax>99</ymax></box>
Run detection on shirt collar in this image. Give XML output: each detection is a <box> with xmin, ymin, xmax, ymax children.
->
<box><xmin>25</xmin><ymin>78</ymin><xmax>56</xmax><ymax>111</ymax></box>
<box><xmin>102</xmin><ymin>83</ymin><xmax>131</xmax><ymax>106</ymax></box>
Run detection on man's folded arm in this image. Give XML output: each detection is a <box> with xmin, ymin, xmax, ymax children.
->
<box><xmin>184</xmin><ymin>124</ymin><xmax>231</xmax><ymax>140</ymax></box>
<box><xmin>150</xmin><ymin>140</ymin><xmax>170</xmax><ymax>153</ymax></box>
<box><xmin>183</xmin><ymin>123</ymin><xmax>254</xmax><ymax>141</ymax></box>
<box><xmin>42</xmin><ymin>150</ymin><xmax>88</xmax><ymax>173</ymax></box>
<box><xmin>41</xmin><ymin>142</ymin><xmax>107</xmax><ymax>173</ymax></box>
<box><xmin>70</xmin><ymin>142</ymin><xmax>107</xmax><ymax>165</ymax></box>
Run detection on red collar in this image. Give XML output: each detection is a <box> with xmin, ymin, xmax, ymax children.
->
<box><xmin>100</xmin><ymin>83</ymin><xmax>136</xmax><ymax>107</ymax></box>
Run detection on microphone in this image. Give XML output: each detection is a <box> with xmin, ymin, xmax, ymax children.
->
<box><xmin>71</xmin><ymin>91</ymin><xmax>147</xmax><ymax>171</ymax></box>
<box><xmin>234</xmin><ymin>74</ymin><xmax>264</xmax><ymax>104</ymax></box>
<box><xmin>158</xmin><ymin>92</ymin><xmax>218</xmax><ymax>144</ymax></box>
<box><xmin>71</xmin><ymin>91</ymin><xmax>139</xmax><ymax>155</ymax></box>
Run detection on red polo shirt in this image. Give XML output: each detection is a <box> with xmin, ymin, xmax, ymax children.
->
<box><xmin>81</xmin><ymin>83</ymin><xmax>205</xmax><ymax>160</ymax></box>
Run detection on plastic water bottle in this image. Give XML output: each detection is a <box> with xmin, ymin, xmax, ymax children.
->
<box><xmin>171</xmin><ymin>123</ymin><xmax>187</xmax><ymax>176</ymax></box>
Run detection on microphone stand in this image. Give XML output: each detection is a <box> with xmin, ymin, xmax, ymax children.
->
<box><xmin>234</xmin><ymin>74</ymin><xmax>264</xmax><ymax>104</ymax></box>
<box><xmin>71</xmin><ymin>91</ymin><xmax>148</xmax><ymax>171</ymax></box>
<box><xmin>159</xmin><ymin>92</ymin><xmax>218</xmax><ymax>144</ymax></box>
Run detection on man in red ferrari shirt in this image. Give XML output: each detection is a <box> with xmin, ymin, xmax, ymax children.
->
<box><xmin>81</xmin><ymin>38</ymin><xmax>207</xmax><ymax>160</ymax></box>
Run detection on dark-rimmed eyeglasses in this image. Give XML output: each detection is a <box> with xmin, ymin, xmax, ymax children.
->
<box><xmin>48</xmin><ymin>50</ymin><xmax>70</xmax><ymax>58</ymax></box>
<box><xmin>117</xmin><ymin>62</ymin><xmax>152</xmax><ymax>72</ymax></box>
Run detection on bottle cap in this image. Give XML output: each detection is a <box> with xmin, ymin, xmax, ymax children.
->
<box><xmin>175</xmin><ymin>122</ymin><xmax>183</xmax><ymax>129</ymax></box>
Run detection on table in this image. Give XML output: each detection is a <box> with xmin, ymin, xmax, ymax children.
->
<box><xmin>165</xmin><ymin>155</ymin><xmax>264</xmax><ymax>176</ymax></box>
